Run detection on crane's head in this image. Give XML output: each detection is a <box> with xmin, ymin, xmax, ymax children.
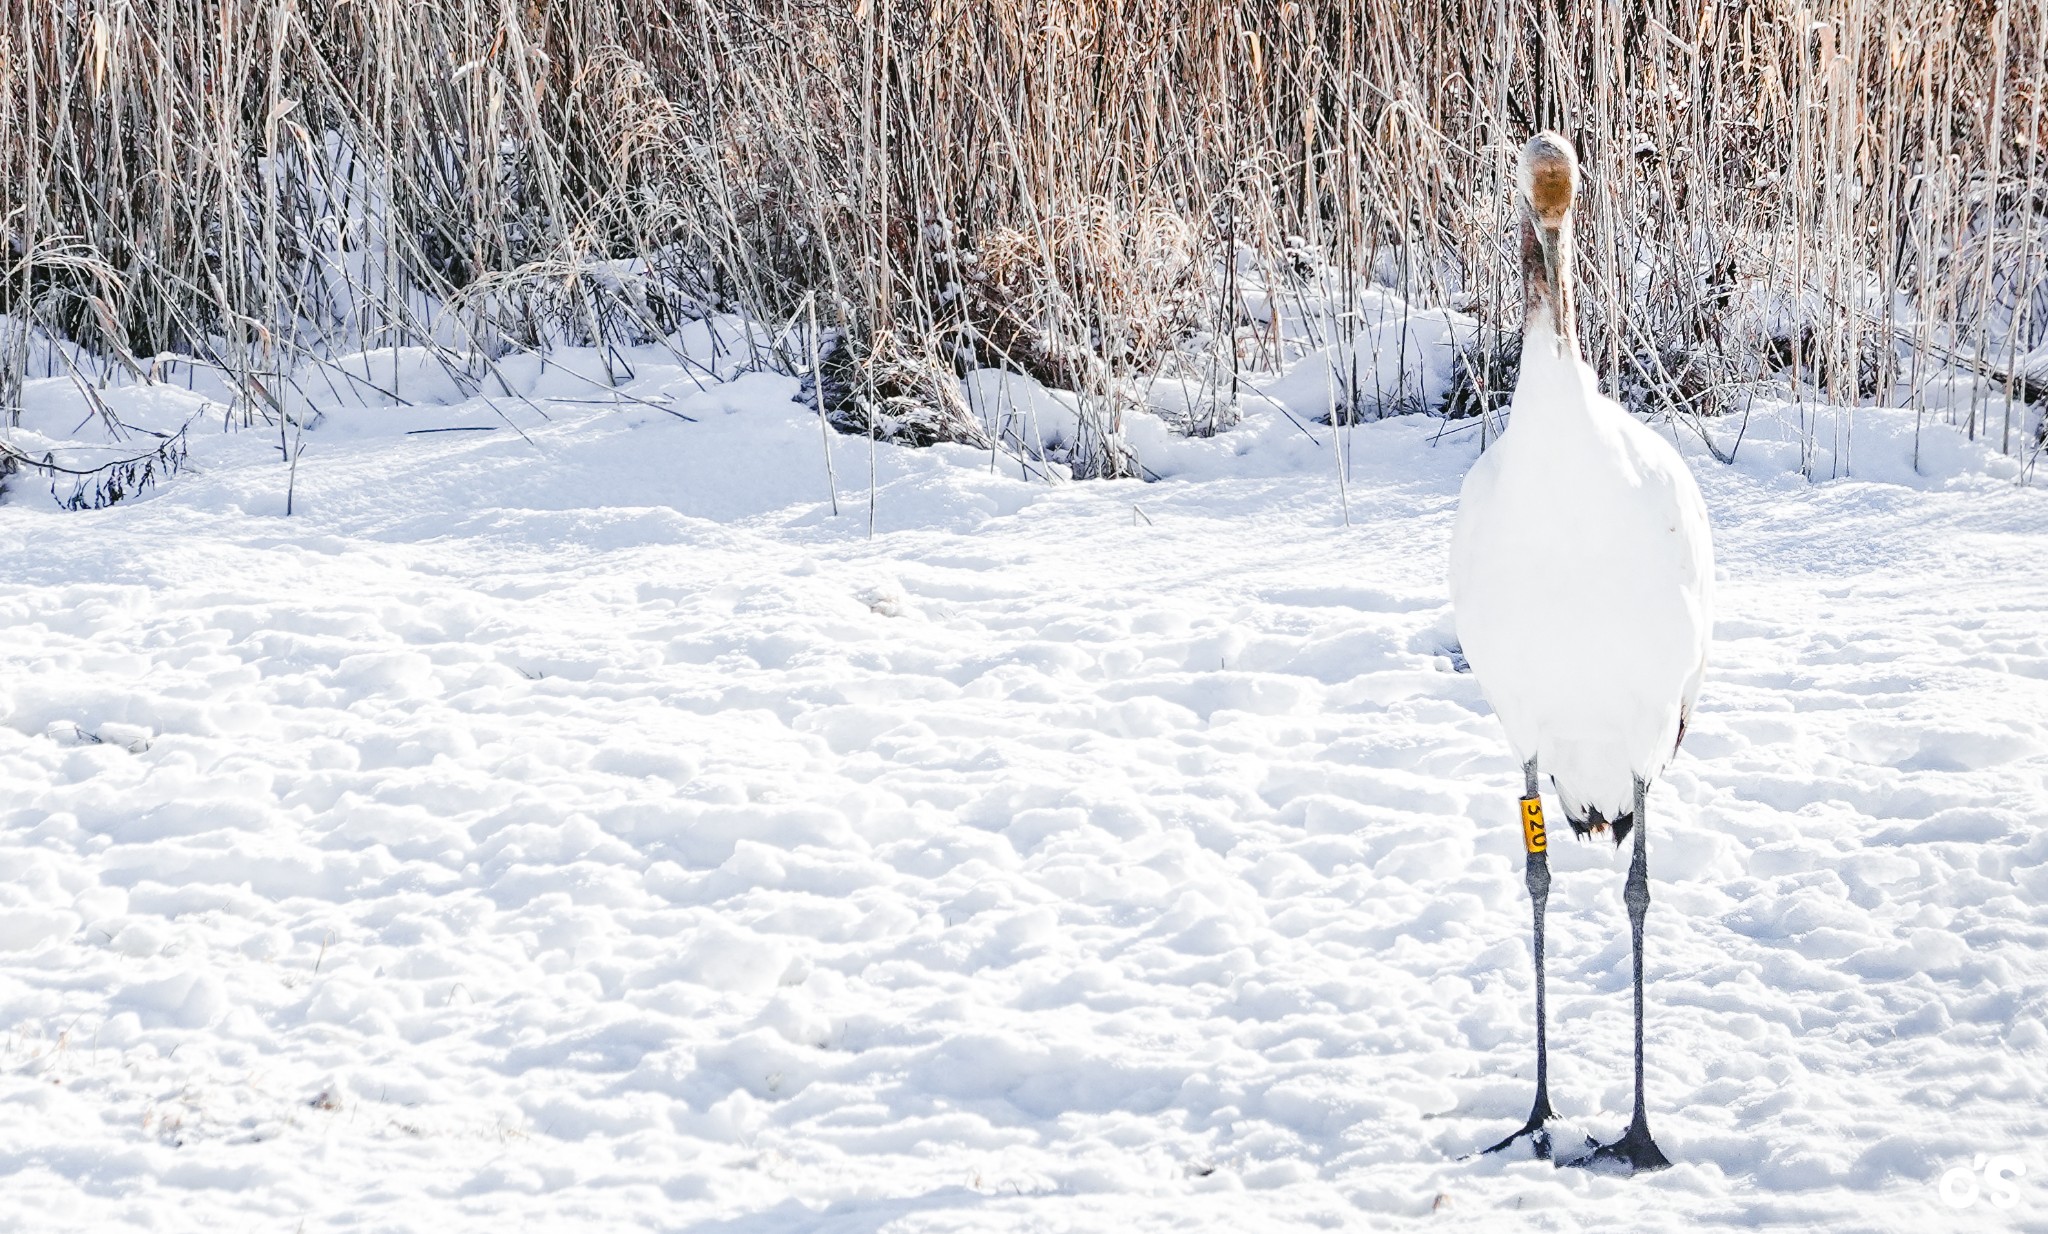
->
<box><xmin>1515</xmin><ymin>132</ymin><xmax>1578</xmax><ymax>229</ymax></box>
<box><xmin>1515</xmin><ymin>132</ymin><xmax>1579</xmax><ymax>348</ymax></box>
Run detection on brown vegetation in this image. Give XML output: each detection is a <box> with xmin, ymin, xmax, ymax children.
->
<box><xmin>3</xmin><ymin>1</ymin><xmax>2044</xmax><ymax>468</ymax></box>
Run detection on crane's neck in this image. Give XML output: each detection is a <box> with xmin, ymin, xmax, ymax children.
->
<box><xmin>1519</xmin><ymin>213</ymin><xmax>1578</xmax><ymax>364</ymax></box>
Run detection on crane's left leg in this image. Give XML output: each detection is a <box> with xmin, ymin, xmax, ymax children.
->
<box><xmin>1591</xmin><ymin>776</ymin><xmax>1672</xmax><ymax>1172</ymax></box>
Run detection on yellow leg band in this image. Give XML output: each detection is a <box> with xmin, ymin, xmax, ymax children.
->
<box><xmin>1520</xmin><ymin>795</ymin><xmax>1548</xmax><ymax>854</ymax></box>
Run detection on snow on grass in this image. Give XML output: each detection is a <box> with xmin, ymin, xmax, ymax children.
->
<box><xmin>0</xmin><ymin>344</ymin><xmax>2044</xmax><ymax>1231</ymax></box>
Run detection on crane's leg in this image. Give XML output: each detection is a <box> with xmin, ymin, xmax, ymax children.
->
<box><xmin>1483</xmin><ymin>757</ymin><xmax>1558</xmax><ymax>1159</ymax></box>
<box><xmin>1590</xmin><ymin>776</ymin><xmax>1672</xmax><ymax>1172</ymax></box>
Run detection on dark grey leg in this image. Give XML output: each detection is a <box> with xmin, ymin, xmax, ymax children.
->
<box><xmin>1484</xmin><ymin>757</ymin><xmax>1557</xmax><ymax>1158</ymax></box>
<box><xmin>1590</xmin><ymin>776</ymin><xmax>1672</xmax><ymax>1172</ymax></box>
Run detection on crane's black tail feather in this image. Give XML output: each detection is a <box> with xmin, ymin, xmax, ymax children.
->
<box><xmin>1565</xmin><ymin>805</ymin><xmax>1635</xmax><ymax>847</ymax></box>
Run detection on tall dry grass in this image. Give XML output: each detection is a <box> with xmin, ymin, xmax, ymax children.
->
<box><xmin>3</xmin><ymin>0</ymin><xmax>2044</xmax><ymax>481</ymax></box>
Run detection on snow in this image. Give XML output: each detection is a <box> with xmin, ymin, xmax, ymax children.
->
<box><xmin>1254</xmin><ymin>289</ymin><xmax>1477</xmax><ymax>421</ymax></box>
<box><xmin>1449</xmin><ymin>328</ymin><xmax>1714</xmax><ymax>823</ymax></box>
<box><xmin>1</xmin><ymin>335</ymin><xmax>2046</xmax><ymax>1232</ymax></box>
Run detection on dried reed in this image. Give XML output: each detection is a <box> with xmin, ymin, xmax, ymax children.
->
<box><xmin>3</xmin><ymin>1</ymin><xmax>2042</xmax><ymax>481</ymax></box>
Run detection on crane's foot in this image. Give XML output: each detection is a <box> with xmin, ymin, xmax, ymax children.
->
<box><xmin>1585</xmin><ymin>1116</ymin><xmax>1672</xmax><ymax>1174</ymax></box>
<box><xmin>1479</xmin><ymin>1106</ymin><xmax>1578</xmax><ymax>1162</ymax></box>
<box><xmin>1481</xmin><ymin>1115</ymin><xmax>1551</xmax><ymax>1160</ymax></box>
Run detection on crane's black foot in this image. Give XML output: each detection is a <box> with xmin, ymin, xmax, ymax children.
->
<box><xmin>1585</xmin><ymin>1116</ymin><xmax>1672</xmax><ymax>1174</ymax></box>
<box><xmin>1478</xmin><ymin>1098</ymin><xmax>1583</xmax><ymax>1161</ymax></box>
<box><xmin>1480</xmin><ymin>1113</ymin><xmax>1555</xmax><ymax>1160</ymax></box>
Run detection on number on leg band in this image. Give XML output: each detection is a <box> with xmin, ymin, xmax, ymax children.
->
<box><xmin>1521</xmin><ymin>796</ymin><xmax>1547</xmax><ymax>854</ymax></box>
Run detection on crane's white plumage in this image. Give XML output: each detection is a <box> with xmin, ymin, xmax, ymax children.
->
<box><xmin>1450</xmin><ymin>336</ymin><xmax>1713</xmax><ymax>824</ymax></box>
<box><xmin>1450</xmin><ymin>135</ymin><xmax>1713</xmax><ymax>830</ymax></box>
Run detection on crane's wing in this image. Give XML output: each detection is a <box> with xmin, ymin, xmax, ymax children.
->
<box><xmin>1614</xmin><ymin>413</ymin><xmax>1715</xmax><ymax>753</ymax></box>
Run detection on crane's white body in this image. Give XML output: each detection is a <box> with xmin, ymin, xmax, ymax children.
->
<box><xmin>1449</xmin><ymin>328</ymin><xmax>1713</xmax><ymax>823</ymax></box>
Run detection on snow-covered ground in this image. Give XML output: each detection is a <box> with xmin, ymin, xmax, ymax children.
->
<box><xmin>1</xmin><ymin>340</ymin><xmax>2044</xmax><ymax>1232</ymax></box>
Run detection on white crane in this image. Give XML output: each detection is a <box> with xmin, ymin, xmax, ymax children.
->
<box><xmin>1448</xmin><ymin>132</ymin><xmax>1714</xmax><ymax>1173</ymax></box>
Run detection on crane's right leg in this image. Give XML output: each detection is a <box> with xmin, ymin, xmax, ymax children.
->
<box><xmin>1483</xmin><ymin>757</ymin><xmax>1558</xmax><ymax>1159</ymax></box>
